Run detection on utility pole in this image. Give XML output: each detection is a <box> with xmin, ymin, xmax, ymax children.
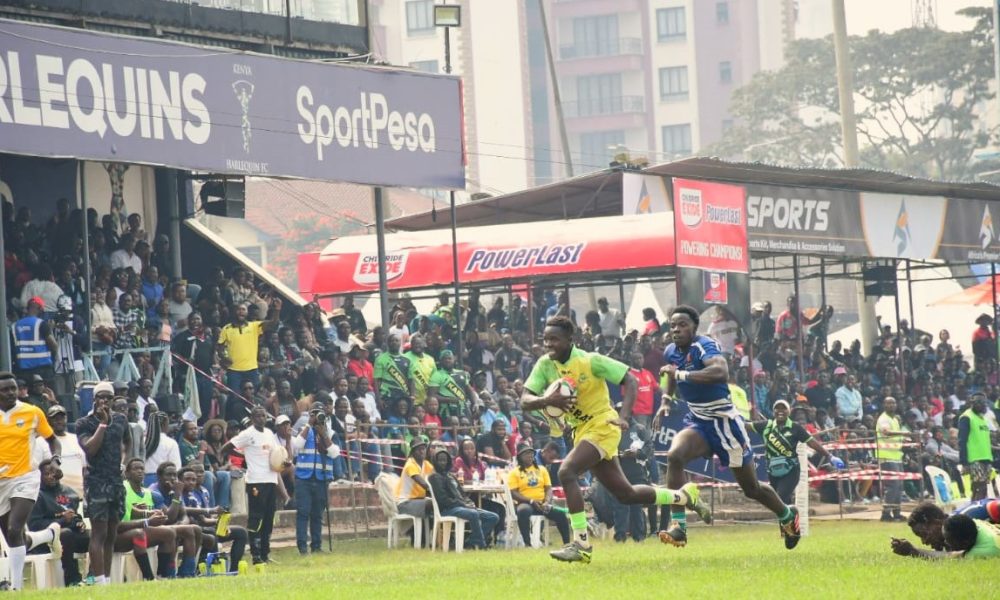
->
<box><xmin>832</xmin><ymin>0</ymin><xmax>877</xmax><ymax>356</ymax></box>
<box><xmin>538</xmin><ymin>0</ymin><xmax>574</xmax><ymax>178</ymax></box>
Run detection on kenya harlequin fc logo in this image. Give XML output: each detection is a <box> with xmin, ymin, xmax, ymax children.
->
<box><xmin>980</xmin><ymin>205</ymin><xmax>995</xmax><ymax>250</ymax></box>
<box><xmin>678</xmin><ymin>187</ymin><xmax>703</xmax><ymax>228</ymax></box>
<box><xmin>233</xmin><ymin>80</ymin><xmax>255</xmax><ymax>154</ymax></box>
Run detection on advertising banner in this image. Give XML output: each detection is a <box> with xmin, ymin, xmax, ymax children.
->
<box><xmin>936</xmin><ymin>197</ymin><xmax>1000</xmax><ymax>262</ymax></box>
<box><xmin>309</xmin><ymin>214</ymin><xmax>675</xmax><ymax>295</ymax></box>
<box><xmin>859</xmin><ymin>193</ymin><xmax>947</xmax><ymax>259</ymax></box>
<box><xmin>622</xmin><ymin>172</ymin><xmax>670</xmax><ymax>215</ymax></box>
<box><xmin>0</xmin><ymin>19</ymin><xmax>464</xmax><ymax>188</ymax></box>
<box><xmin>745</xmin><ymin>184</ymin><xmax>866</xmax><ymax>256</ymax></box>
<box><xmin>672</xmin><ymin>178</ymin><xmax>748</xmax><ymax>273</ymax></box>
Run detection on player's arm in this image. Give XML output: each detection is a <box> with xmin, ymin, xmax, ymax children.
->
<box><xmin>662</xmin><ymin>354</ymin><xmax>728</xmax><ymax>385</ymax></box>
<box><xmin>615</xmin><ymin>371</ymin><xmax>638</xmax><ymax>423</ymax></box>
<box><xmin>890</xmin><ymin>538</ymin><xmax>964</xmax><ymax>559</ymax></box>
<box><xmin>261</xmin><ymin>297</ymin><xmax>283</xmax><ymax>333</ymax></box>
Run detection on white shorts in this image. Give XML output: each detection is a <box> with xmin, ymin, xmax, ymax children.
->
<box><xmin>0</xmin><ymin>471</ymin><xmax>41</xmax><ymax>516</ymax></box>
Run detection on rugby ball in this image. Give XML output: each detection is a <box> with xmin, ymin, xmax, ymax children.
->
<box><xmin>269</xmin><ymin>445</ymin><xmax>289</xmax><ymax>471</ymax></box>
<box><xmin>543</xmin><ymin>378</ymin><xmax>576</xmax><ymax>418</ymax></box>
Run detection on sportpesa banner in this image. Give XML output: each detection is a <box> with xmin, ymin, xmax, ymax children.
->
<box><xmin>0</xmin><ymin>19</ymin><xmax>465</xmax><ymax>188</ymax></box>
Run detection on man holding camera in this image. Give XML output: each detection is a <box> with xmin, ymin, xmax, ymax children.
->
<box><xmin>291</xmin><ymin>402</ymin><xmax>339</xmax><ymax>555</ymax></box>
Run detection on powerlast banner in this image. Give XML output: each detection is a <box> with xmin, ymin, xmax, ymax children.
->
<box><xmin>0</xmin><ymin>19</ymin><xmax>465</xmax><ymax>188</ymax></box>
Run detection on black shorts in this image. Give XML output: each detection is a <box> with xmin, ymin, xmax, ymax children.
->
<box><xmin>85</xmin><ymin>477</ymin><xmax>125</xmax><ymax>522</ymax></box>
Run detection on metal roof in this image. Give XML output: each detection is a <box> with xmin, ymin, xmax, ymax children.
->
<box><xmin>385</xmin><ymin>157</ymin><xmax>1000</xmax><ymax>231</ymax></box>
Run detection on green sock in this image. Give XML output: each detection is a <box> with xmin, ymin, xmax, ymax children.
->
<box><xmin>655</xmin><ymin>487</ymin><xmax>684</xmax><ymax>506</ymax></box>
<box><xmin>778</xmin><ymin>506</ymin><xmax>792</xmax><ymax>523</ymax></box>
<box><xmin>569</xmin><ymin>511</ymin><xmax>589</xmax><ymax>545</ymax></box>
<box><xmin>671</xmin><ymin>510</ymin><xmax>686</xmax><ymax>531</ymax></box>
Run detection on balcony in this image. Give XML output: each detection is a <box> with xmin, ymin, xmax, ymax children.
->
<box><xmin>563</xmin><ymin>95</ymin><xmax>644</xmax><ymax>118</ymax></box>
<box><xmin>559</xmin><ymin>37</ymin><xmax>643</xmax><ymax>60</ymax></box>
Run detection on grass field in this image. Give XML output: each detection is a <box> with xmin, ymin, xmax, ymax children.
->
<box><xmin>21</xmin><ymin>520</ymin><xmax>989</xmax><ymax>599</ymax></box>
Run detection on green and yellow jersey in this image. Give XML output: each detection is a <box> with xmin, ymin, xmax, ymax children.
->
<box><xmin>524</xmin><ymin>346</ymin><xmax>628</xmax><ymax>429</ymax></box>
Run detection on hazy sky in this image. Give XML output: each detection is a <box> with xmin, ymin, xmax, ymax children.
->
<box><xmin>796</xmin><ymin>0</ymin><xmax>991</xmax><ymax>38</ymax></box>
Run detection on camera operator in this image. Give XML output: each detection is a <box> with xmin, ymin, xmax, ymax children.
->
<box><xmin>51</xmin><ymin>295</ymin><xmax>85</xmax><ymax>420</ymax></box>
<box><xmin>291</xmin><ymin>403</ymin><xmax>339</xmax><ymax>555</ymax></box>
<box><xmin>28</xmin><ymin>458</ymin><xmax>89</xmax><ymax>586</ymax></box>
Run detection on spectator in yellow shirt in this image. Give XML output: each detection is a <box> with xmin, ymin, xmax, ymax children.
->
<box><xmin>508</xmin><ymin>444</ymin><xmax>570</xmax><ymax>547</ymax></box>
<box><xmin>218</xmin><ymin>299</ymin><xmax>282</xmax><ymax>408</ymax></box>
<box><xmin>396</xmin><ymin>436</ymin><xmax>433</xmax><ymax>520</ymax></box>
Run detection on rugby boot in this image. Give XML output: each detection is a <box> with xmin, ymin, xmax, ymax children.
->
<box><xmin>658</xmin><ymin>522</ymin><xmax>688</xmax><ymax>547</ymax></box>
<box><xmin>682</xmin><ymin>482</ymin><xmax>713</xmax><ymax>525</ymax></box>
<box><xmin>780</xmin><ymin>506</ymin><xmax>801</xmax><ymax>550</ymax></box>
<box><xmin>549</xmin><ymin>541</ymin><xmax>593</xmax><ymax>564</ymax></box>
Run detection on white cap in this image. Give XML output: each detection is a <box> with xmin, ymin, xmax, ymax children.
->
<box><xmin>275</xmin><ymin>415</ymin><xmax>291</xmax><ymax>426</ymax></box>
<box><xmin>93</xmin><ymin>381</ymin><xmax>115</xmax><ymax>396</ymax></box>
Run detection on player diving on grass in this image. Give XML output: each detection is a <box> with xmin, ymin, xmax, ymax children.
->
<box><xmin>658</xmin><ymin>305</ymin><xmax>803</xmax><ymax>550</ymax></box>
<box><xmin>520</xmin><ymin>316</ymin><xmax>710</xmax><ymax>564</ymax></box>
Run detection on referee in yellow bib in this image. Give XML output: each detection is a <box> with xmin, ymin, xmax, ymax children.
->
<box><xmin>521</xmin><ymin>316</ymin><xmax>708</xmax><ymax>564</ymax></box>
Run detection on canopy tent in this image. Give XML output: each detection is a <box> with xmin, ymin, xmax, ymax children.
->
<box><xmin>930</xmin><ymin>274</ymin><xmax>1000</xmax><ymax>306</ymax></box>
<box><xmin>304</xmin><ymin>214</ymin><xmax>675</xmax><ymax>296</ymax></box>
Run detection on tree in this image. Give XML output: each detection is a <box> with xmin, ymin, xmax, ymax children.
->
<box><xmin>709</xmin><ymin>7</ymin><xmax>998</xmax><ymax>181</ymax></box>
<box><xmin>265</xmin><ymin>212</ymin><xmax>362</xmax><ymax>290</ymax></box>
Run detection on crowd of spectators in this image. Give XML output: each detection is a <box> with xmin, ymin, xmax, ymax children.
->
<box><xmin>3</xmin><ymin>198</ymin><xmax>999</xmax><ymax>575</ymax></box>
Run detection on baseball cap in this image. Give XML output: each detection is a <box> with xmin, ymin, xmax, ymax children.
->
<box><xmin>833</xmin><ymin>366</ymin><xmax>847</xmax><ymax>375</ymax></box>
<box><xmin>410</xmin><ymin>435</ymin><xmax>430</xmax><ymax>453</ymax></box>
<box><xmin>439</xmin><ymin>349</ymin><xmax>454</xmax><ymax>359</ymax></box>
<box><xmin>516</xmin><ymin>443</ymin><xmax>535</xmax><ymax>457</ymax></box>
<box><xmin>27</xmin><ymin>296</ymin><xmax>44</xmax><ymax>308</ymax></box>
<box><xmin>772</xmin><ymin>399</ymin><xmax>791</xmax><ymax>411</ymax></box>
<box><xmin>92</xmin><ymin>381</ymin><xmax>115</xmax><ymax>397</ymax></box>
<box><xmin>46</xmin><ymin>405</ymin><xmax>67</xmax><ymax>417</ymax></box>
<box><xmin>275</xmin><ymin>415</ymin><xmax>291</xmax><ymax>426</ymax></box>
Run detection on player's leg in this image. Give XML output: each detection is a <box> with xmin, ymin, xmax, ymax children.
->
<box><xmin>730</xmin><ymin>460</ymin><xmax>802</xmax><ymax>549</ymax></box>
<box><xmin>592</xmin><ymin>458</ymin><xmax>692</xmax><ymax>507</ymax></box>
<box><xmin>5</xmin><ymin>498</ymin><xmax>34</xmax><ymax>590</ymax></box>
<box><xmin>660</xmin><ymin>428</ymin><xmax>713</xmax><ymax>547</ymax></box>
<box><xmin>555</xmin><ymin>439</ymin><xmax>602</xmax><ymax>551</ymax></box>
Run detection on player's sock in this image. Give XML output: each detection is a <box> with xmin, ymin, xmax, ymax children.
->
<box><xmin>8</xmin><ymin>545</ymin><xmax>25</xmax><ymax>590</ymax></box>
<box><xmin>24</xmin><ymin>529</ymin><xmax>52</xmax><ymax>550</ymax></box>
<box><xmin>133</xmin><ymin>533</ymin><xmax>155</xmax><ymax>580</ymax></box>
<box><xmin>157</xmin><ymin>552</ymin><xmax>177</xmax><ymax>578</ymax></box>
<box><xmin>94</xmin><ymin>575</ymin><xmax>108</xmax><ymax>585</ymax></box>
<box><xmin>178</xmin><ymin>556</ymin><xmax>197</xmax><ymax>577</ymax></box>
<box><xmin>778</xmin><ymin>505</ymin><xmax>793</xmax><ymax>523</ymax></box>
<box><xmin>569</xmin><ymin>511</ymin><xmax>590</xmax><ymax>547</ymax></box>
<box><xmin>671</xmin><ymin>510</ymin><xmax>686</xmax><ymax>531</ymax></box>
<box><xmin>655</xmin><ymin>487</ymin><xmax>686</xmax><ymax>505</ymax></box>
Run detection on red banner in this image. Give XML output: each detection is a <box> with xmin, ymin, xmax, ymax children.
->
<box><xmin>303</xmin><ymin>215</ymin><xmax>675</xmax><ymax>295</ymax></box>
<box><xmin>672</xmin><ymin>178</ymin><xmax>748</xmax><ymax>273</ymax></box>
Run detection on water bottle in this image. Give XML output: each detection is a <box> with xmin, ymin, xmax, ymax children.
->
<box><xmin>472</xmin><ymin>469</ymin><xmax>480</xmax><ymax>484</ymax></box>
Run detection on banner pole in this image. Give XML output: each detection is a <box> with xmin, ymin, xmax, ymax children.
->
<box><xmin>792</xmin><ymin>256</ymin><xmax>805</xmax><ymax>383</ymax></box>
<box><xmin>374</xmin><ymin>188</ymin><xmax>390</xmax><ymax>329</ymax></box>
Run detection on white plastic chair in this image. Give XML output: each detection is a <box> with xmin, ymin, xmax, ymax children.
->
<box><xmin>375</xmin><ymin>473</ymin><xmax>427</xmax><ymax>549</ymax></box>
<box><xmin>926</xmin><ymin>465</ymin><xmax>958</xmax><ymax>510</ymax></box>
<box><xmin>0</xmin><ymin>531</ymin><xmax>57</xmax><ymax>589</ymax></box>
<box><xmin>499</xmin><ymin>484</ymin><xmax>549</xmax><ymax>549</ymax></box>
<box><xmin>428</xmin><ymin>490</ymin><xmax>467</xmax><ymax>552</ymax></box>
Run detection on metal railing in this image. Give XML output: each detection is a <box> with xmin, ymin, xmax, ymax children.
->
<box><xmin>562</xmin><ymin>95</ymin><xmax>644</xmax><ymax>118</ymax></box>
<box><xmin>558</xmin><ymin>37</ymin><xmax>643</xmax><ymax>60</ymax></box>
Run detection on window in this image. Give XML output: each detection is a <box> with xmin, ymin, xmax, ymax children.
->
<box><xmin>656</xmin><ymin>7</ymin><xmax>686</xmax><ymax>41</ymax></box>
<box><xmin>572</xmin><ymin>14</ymin><xmax>619</xmax><ymax>57</ymax></box>
<box><xmin>662</xmin><ymin>124</ymin><xmax>692</xmax><ymax>156</ymax></box>
<box><xmin>716</xmin><ymin>1</ymin><xmax>730</xmax><ymax>25</ymax></box>
<box><xmin>409</xmin><ymin>60</ymin><xmax>439</xmax><ymax>74</ymax></box>
<box><xmin>406</xmin><ymin>0</ymin><xmax>434</xmax><ymax>34</ymax></box>
<box><xmin>719</xmin><ymin>61</ymin><xmax>732</xmax><ymax>84</ymax></box>
<box><xmin>576</xmin><ymin>74</ymin><xmax>622</xmax><ymax>116</ymax></box>
<box><xmin>659</xmin><ymin>66</ymin><xmax>689</xmax><ymax>101</ymax></box>
<box><xmin>579</xmin><ymin>130</ymin><xmax>625</xmax><ymax>170</ymax></box>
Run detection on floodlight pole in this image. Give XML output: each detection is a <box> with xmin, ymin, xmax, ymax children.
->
<box><xmin>374</xmin><ymin>187</ymin><xmax>390</xmax><ymax>329</ymax></box>
<box><xmin>0</xmin><ymin>163</ymin><xmax>9</xmax><ymax>371</ymax></box>
<box><xmin>440</xmin><ymin>16</ymin><xmax>464</xmax><ymax>366</ymax></box>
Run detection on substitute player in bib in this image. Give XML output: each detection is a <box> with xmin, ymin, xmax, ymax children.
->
<box><xmin>0</xmin><ymin>371</ymin><xmax>62</xmax><ymax>590</ymax></box>
<box><xmin>521</xmin><ymin>317</ymin><xmax>708</xmax><ymax>564</ymax></box>
<box><xmin>659</xmin><ymin>306</ymin><xmax>802</xmax><ymax>549</ymax></box>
